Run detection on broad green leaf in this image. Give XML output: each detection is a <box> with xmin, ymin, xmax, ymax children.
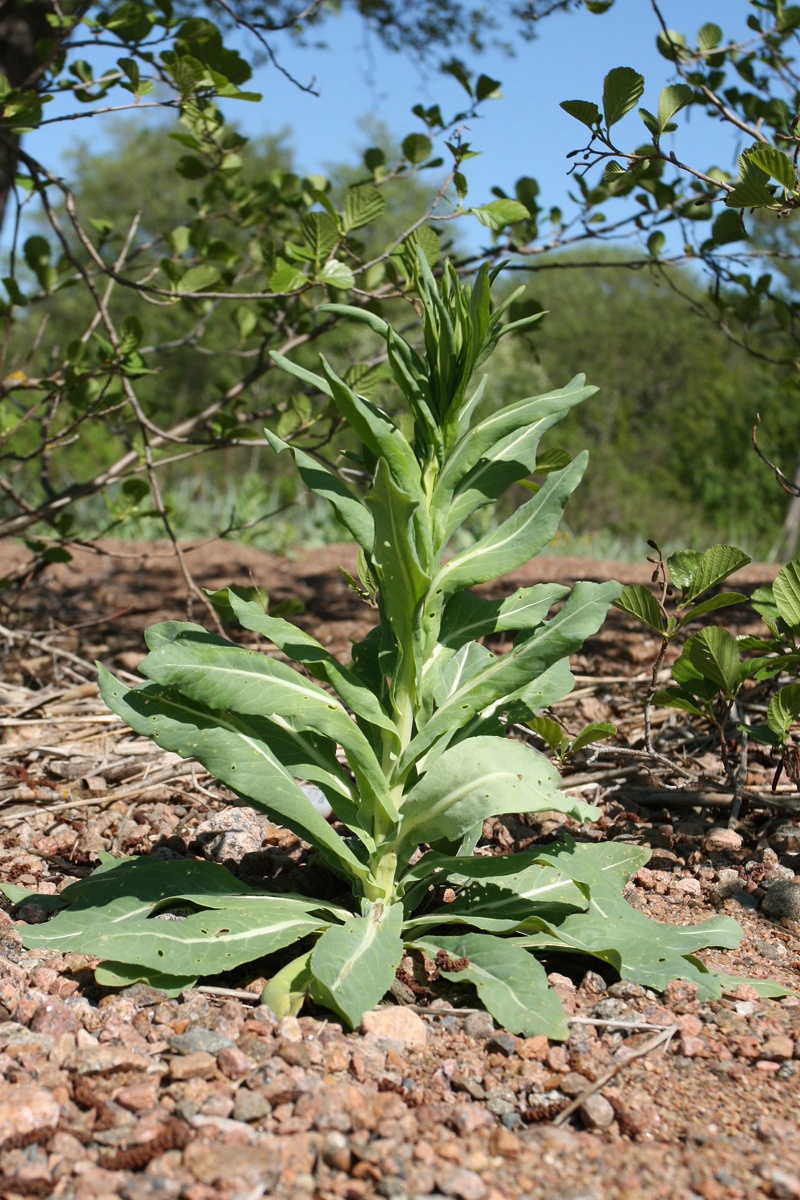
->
<box><xmin>677</xmin><ymin>544</ymin><xmax>751</xmax><ymax>601</ymax></box>
<box><xmin>401</xmin><ymin>134</ymin><xmax>433</xmax><ymax>165</ymax></box>
<box><xmin>559</xmin><ymin>99</ymin><xmax>601</xmax><ymax>129</ymax></box>
<box><xmin>398</xmin><ymin>581</ymin><xmax>621</xmax><ymax>773</ymax></box>
<box><xmin>36</xmin><ymin>896</ymin><xmax>331</xmax><ymax>978</ymax></box>
<box><xmin>439</xmin><ymin>584</ymin><xmax>569</xmax><ymax>648</ymax></box>
<box><xmin>717</xmin><ymin>976</ymin><xmax>795</xmax><ymax>999</ymax></box>
<box><xmin>0</xmin><ymin>885</ymin><xmax>65</xmax><ymax>914</ymax></box>
<box><xmin>215</xmin><ymin>588</ymin><xmax>398</xmax><ymax>745</ymax></box>
<box><xmin>569</xmin><ymin>721</ymin><xmax>617</xmax><ymax>754</ymax></box>
<box><xmin>750</xmin><ymin>584</ymin><xmax>780</xmax><ymax>627</ymax></box>
<box><xmin>317</xmin><ymin>260</ymin><xmax>355</xmax><ymax>289</ymax></box>
<box><xmin>651</xmin><ymin>688</ymin><xmax>706</xmax><ymax>717</ymax></box>
<box><xmin>767</xmin><ymin>684</ymin><xmax>800</xmax><ymax>742</ymax></box>
<box><xmin>426</xmin><ymin>642</ymin><xmax>494</xmax><ymax>711</ymax></box>
<box><xmin>178</xmin><ymin>264</ymin><xmax>220</xmax><ymax>293</ymax></box>
<box><xmin>300</xmin><ymin>211</ymin><xmax>339</xmax><ymax>263</ymax></box>
<box><xmin>434</xmin><ymin>377</ymin><xmax>594</xmax><ymax>522</ymax></box>
<box><xmin>137</xmin><ymin>625</ymin><xmax>395</xmax><ymax>826</ymax></box>
<box><xmin>613</xmin><ymin>584</ymin><xmax>664</xmax><ymax>633</ymax></box>
<box><xmin>471</xmin><ymin>200</ymin><xmax>529</xmax><ymax>230</ymax></box>
<box><xmin>507</xmin><ymin>659</ymin><xmax>576</xmax><ymax>721</ymax></box>
<box><xmin>602</xmin><ymin>67</ymin><xmax>645</xmax><ymax>128</ymax></box>
<box><xmin>397</xmin><ymin>736</ymin><xmax>596</xmax><ymax>854</ymax></box>
<box><xmin>520</xmin><ymin>840</ymin><xmax>742</xmax><ymax>999</ymax></box>
<box><xmin>94</xmin><ymin>962</ymin><xmax>197</xmax><ymax>997</ymax></box>
<box><xmin>310</xmin><ymin>901</ymin><xmax>404</xmax><ymax>1027</ymax></box>
<box><xmin>745</xmin><ymin>146</ymin><xmax>796</xmax><ymax>192</ymax></box>
<box><xmin>667</xmin><ymin>548</ymin><xmax>702</xmax><ymax>592</ymax></box>
<box><xmin>318</xmin><ymin>357</ymin><xmax>425</xmax><ymax>506</ymax></box>
<box><xmin>726</xmin><ymin>181</ymin><xmax>777</xmax><ymax>209</ymax></box>
<box><xmin>270</xmin><ymin>260</ymin><xmax>307</xmax><ymax>292</ymax></box>
<box><xmin>97</xmin><ymin>668</ymin><xmax>372</xmax><ymax>885</ymax></box>
<box><xmin>433</xmin><ymin>455</ymin><xmax>588</xmax><ymax>598</ymax></box>
<box><xmin>657</xmin><ymin>83</ymin><xmax>693</xmax><ymax>132</ymax></box>
<box><xmin>676</xmin><ymin>592</ymin><xmax>748</xmax><ymax>626</ymax></box>
<box><xmin>367</xmin><ymin>459</ymin><xmax>431</xmax><ymax>661</ymax></box>
<box><xmin>264</xmin><ymin>429</ymin><xmax>374</xmax><ymax>553</ymax></box>
<box><xmin>261</xmin><ymin>950</ymin><xmax>314</xmax><ymax>1018</ymax></box>
<box><xmin>342</xmin><ymin>184</ymin><xmax>386</xmax><ymax>232</ymax></box>
<box><xmin>773</xmin><ymin>560</ymin><xmax>800</xmax><ymax>630</ymax></box>
<box><xmin>412</xmin><ymin>933</ymin><xmax>569</xmax><ymax>1040</ymax></box>
<box><xmin>680</xmin><ymin>627</ymin><xmax>743</xmax><ymax>694</ymax></box>
<box><xmin>697</xmin><ymin>22</ymin><xmax>722</xmax><ymax>51</ymax></box>
<box><xmin>526</xmin><ymin>715</ymin><xmax>569</xmax><ymax>756</ymax></box>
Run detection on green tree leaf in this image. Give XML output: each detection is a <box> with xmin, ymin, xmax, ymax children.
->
<box><xmin>613</xmin><ymin>584</ymin><xmax>664</xmax><ymax>632</ymax></box>
<box><xmin>657</xmin><ymin>83</ymin><xmax>693</xmax><ymax>133</ymax></box>
<box><xmin>602</xmin><ymin>67</ymin><xmax>645</xmax><ymax>128</ymax></box>
<box><xmin>773</xmin><ymin>560</ymin><xmax>800</xmax><ymax>631</ymax></box>
<box><xmin>767</xmin><ymin>684</ymin><xmax>800</xmax><ymax>743</ymax></box>
<box><xmin>401</xmin><ymin>133</ymin><xmax>433</xmax><ymax>165</ymax></box>
<box><xmin>178</xmin><ymin>264</ymin><xmax>221</xmax><ymax>293</ymax></box>
<box><xmin>680</xmin><ymin>627</ymin><xmax>743</xmax><ymax>695</ymax></box>
<box><xmin>744</xmin><ymin>146</ymin><xmax>796</xmax><ymax>192</ymax></box>
<box><xmin>559</xmin><ymin>99</ymin><xmax>601</xmax><ymax>129</ymax></box>
<box><xmin>317</xmin><ymin>260</ymin><xmax>355</xmax><ymax>289</ymax></box>
<box><xmin>342</xmin><ymin>184</ymin><xmax>386</xmax><ymax>232</ymax></box>
<box><xmin>471</xmin><ymin>200</ymin><xmax>530</xmax><ymax>230</ymax></box>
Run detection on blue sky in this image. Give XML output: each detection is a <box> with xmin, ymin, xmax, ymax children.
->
<box><xmin>232</xmin><ymin>0</ymin><xmax>742</xmax><ymax>249</ymax></box>
<box><xmin>19</xmin><ymin>0</ymin><xmax>749</xmax><ymax>254</ymax></box>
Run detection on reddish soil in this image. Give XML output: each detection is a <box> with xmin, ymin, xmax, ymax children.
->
<box><xmin>0</xmin><ymin>539</ymin><xmax>799</xmax><ymax>1200</ymax></box>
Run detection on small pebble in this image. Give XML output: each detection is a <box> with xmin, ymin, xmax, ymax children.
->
<box><xmin>485</xmin><ymin>1032</ymin><xmax>516</xmax><ymax>1057</ymax></box>
<box><xmin>464</xmin><ymin>1011</ymin><xmax>495</xmax><ymax>1040</ymax></box>
<box><xmin>361</xmin><ymin>1006</ymin><xmax>427</xmax><ymax>1048</ymax></box>
<box><xmin>762</xmin><ymin>880</ymin><xmax>800</xmax><ymax>922</ymax></box>
<box><xmin>704</xmin><ymin>827</ymin><xmax>743</xmax><ymax>852</ymax></box>
<box><xmin>580</xmin><ymin>1093</ymin><xmax>615</xmax><ymax>1130</ymax></box>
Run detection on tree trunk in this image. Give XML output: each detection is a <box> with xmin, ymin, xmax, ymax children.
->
<box><xmin>780</xmin><ymin>448</ymin><xmax>800</xmax><ymax>561</ymax></box>
<box><xmin>0</xmin><ymin>0</ymin><xmax>67</xmax><ymax>231</ymax></box>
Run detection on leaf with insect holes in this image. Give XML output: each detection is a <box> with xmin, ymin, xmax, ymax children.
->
<box><xmin>413</xmin><ymin>933</ymin><xmax>570</xmax><ymax>1040</ymax></box>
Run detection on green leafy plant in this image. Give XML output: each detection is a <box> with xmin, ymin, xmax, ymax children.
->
<box><xmin>618</xmin><ymin>543</ymin><xmax>800</xmax><ymax>795</ymax></box>
<box><xmin>10</xmin><ymin>263</ymin><xmax>754</xmax><ymax>1034</ymax></box>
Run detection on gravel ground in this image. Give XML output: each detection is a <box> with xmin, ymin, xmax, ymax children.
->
<box><xmin>1</xmin><ymin>539</ymin><xmax>799</xmax><ymax>1200</ymax></box>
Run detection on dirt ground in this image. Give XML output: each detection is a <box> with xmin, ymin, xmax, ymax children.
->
<box><xmin>1</xmin><ymin>538</ymin><xmax>800</xmax><ymax>1200</ymax></box>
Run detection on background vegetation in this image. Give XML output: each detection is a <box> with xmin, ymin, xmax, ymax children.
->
<box><xmin>2</xmin><ymin>0</ymin><xmax>800</xmax><ymax>571</ymax></box>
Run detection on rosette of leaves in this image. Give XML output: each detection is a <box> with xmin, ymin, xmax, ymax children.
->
<box><xmin>10</xmin><ymin>261</ymin><xmax>753</xmax><ymax>1035</ymax></box>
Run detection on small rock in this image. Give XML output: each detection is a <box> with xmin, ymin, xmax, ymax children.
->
<box><xmin>169</xmin><ymin>1028</ymin><xmax>236</xmax><ymax>1055</ymax></box>
<box><xmin>0</xmin><ymin>1083</ymin><xmax>60</xmax><ymax>1143</ymax></box>
<box><xmin>232</xmin><ymin>1088</ymin><xmax>272</xmax><ymax>1123</ymax></box>
<box><xmin>488</xmin><ymin>1126</ymin><xmax>521</xmax><ymax>1158</ymax></box>
<box><xmin>169</xmin><ymin>1050</ymin><xmax>217</xmax><ymax>1081</ymax></box>
<box><xmin>704</xmin><ymin>827</ymin><xmax>743</xmax><ymax>852</ymax></box>
<box><xmin>671</xmin><ymin>877</ymin><xmax>701</xmax><ymax>897</ymax></box>
<box><xmin>277</xmin><ymin>1015</ymin><xmax>303</xmax><ymax>1043</ymax></box>
<box><xmin>761</xmin><ymin>1035</ymin><xmax>795</xmax><ymax>1061</ymax></box>
<box><xmin>463</xmin><ymin>1011</ymin><xmax>495</xmax><ymax>1040</ymax></box>
<box><xmin>762</xmin><ymin>881</ymin><xmax>800</xmax><ymax>922</ymax></box>
<box><xmin>559</xmin><ymin>1072</ymin><xmax>589</xmax><ymax>1098</ymax></box>
<box><xmin>578</xmin><ymin>971</ymin><xmax>607</xmax><ymax>995</ymax></box>
<box><xmin>217</xmin><ymin>1045</ymin><xmax>251</xmax><ymax>1079</ymax></box>
<box><xmin>756</xmin><ymin>1117</ymin><xmax>800</xmax><ymax>1143</ymax></box>
<box><xmin>361</xmin><ymin>1006</ymin><xmax>427</xmax><ymax>1048</ymax></box>
<box><xmin>485</xmin><ymin>1032</ymin><xmax>516</xmax><ymax>1057</ymax></box>
<box><xmin>579</xmin><ymin>1093</ymin><xmax>615</xmax><ymax>1130</ymax></box>
<box><xmin>28</xmin><ymin>997</ymin><xmax>80</xmax><ymax>1037</ymax></box>
<box><xmin>436</xmin><ymin>1164</ymin><xmax>487</xmax><ymax>1200</ymax></box>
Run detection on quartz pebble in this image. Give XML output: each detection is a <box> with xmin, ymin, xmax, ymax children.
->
<box><xmin>361</xmin><ymin>1006</ymin><xmax>428</xmax><ymax>1048</ymax></box>
<box><xmin>580</xmin><ymin>1092</ymin><xmax>615</xmax><ymax>1130</ymax></box>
